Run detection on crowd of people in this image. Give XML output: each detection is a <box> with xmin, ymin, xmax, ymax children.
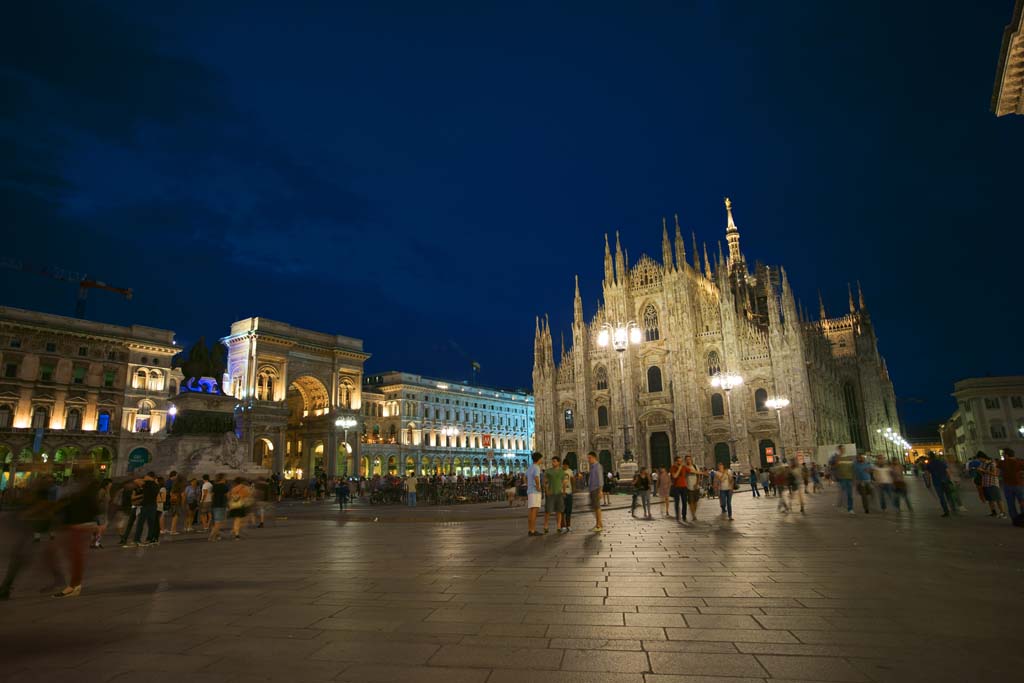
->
<box><xmin>0</xmin><ymin>468</ymin><xmax>273</xmax><ymax>601</ymax></box>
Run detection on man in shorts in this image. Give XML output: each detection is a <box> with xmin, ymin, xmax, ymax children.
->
<box><xmin>526</xmin><ymin>452</ymin><xmax>543</xmax><ymax>537</ymax></box>
<box><xmin>543</xmin><ymin>456</ymin><xmax>565</xmax><ymax>534</ymax></box>
<box><xmin>587</xmin><ymin>451</ymin><xmax>603</xmax><ymax>532</ymax></box>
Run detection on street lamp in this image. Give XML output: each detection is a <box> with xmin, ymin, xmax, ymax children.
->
<box><xmin>442</xmin><ymin>426</ymin><xmax>460</xmax><ymax>475</ymax></box>
<box><xmin>711</xmin><ymin>373</ymin><xmax>744</xmax><ymax>467</ymax></box>
<box><xmin>876</xmin><ymin>428</ymin><xmax>892</xmax><ymax>460</ymax></box>
<box><xmin>335</xmin><ymin>416</ymin><xmax>357</xmax><ymax>477</ymax></box>
<box><xmin>764</xmin><ymin>397</ymin><xmax>790</xmax><ymax>463</ymax></box>
<box><xmin>597</xmin><ymin>321</ymin><xmax>643</xmax><ymax>467</ymax></box>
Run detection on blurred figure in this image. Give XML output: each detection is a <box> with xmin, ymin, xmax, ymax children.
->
<box><xmin>92</xmin><ymin>478</ymin><xmax>112</xmax><ymax>548</ymax></box>
<box><xmin>811</xmin><ymin>463</ymin><xmax>823</xmax><ymax>493</ymax></box>
<box><xmin>561</xmin><ymin>459</ymin><xmax>574</xmax><ymax>531</ymax></box>
<box><xmin>772</xmin><ymin>462</ymin><xmax>790</xmax><ymax>513</ymax></box>
<box><xmin>853</xmin><ymin>454</ymin><xmax>874</xmax><ymax>514</ymax></box>
<box><xmin>977</xmin><ymin>454</ymin><xmax>1006</xmax><ymax>518</ymax></box>
<box><xmin>656</xmin><ymin>466</ymin><xmax>671</xmax><ymax>517</ymax></box>
<box><xmin>831</xmin><ymin>446</ymin><xmax>855</xmax><ymax>514</ymax></box>
<box><xmin>200</xmin><ymin>474</ymin><xmax>213</xmax><ymax>531</ymax></box>
<box><xmin>117</xmin><ymin>478</ymin><xmax>142</xmax><ymax>546</ymax></box>
<box><xmin>0</xmin><ymin>475</ymin><xmax>63</xmax><ymax>600</ymax></box>
<box><xmin>208</xmin><ymin>473</ymin><xmax>229</xmax><ymax>541</ymax></box>
<box><xmin>923</xmin><ymin>454</ymin><xmax>954</xmax><ymax>517</ymax></box>
<box><xmin>873</xmin><ymin>456</ymin><xmax>894</xmax><ymax>512</ymax></box>
<box><xmin>749</xmin><ymin>468</ymin><xmax>760</xmax><ymax>498</ymax></box>
<box><xmin>996</xmin><ymin>448</ymin><xmax>1023</xmax><ymax>523</ymax></box>
<box><xmin>759</xmin><ymin>468</ymin><xmax>770</xmax><ymax>497</ymax></box>
<box><xmin>788</xmin><ymin>461</ymin><xmax>805</xmax><ymax>514</ymax></box>
<box><xmin>335</xmin><ymin>477</ymin><xmax>349</xmax><ymax>511</ymax></box>
<box><xmin>167</xmin><ymin>473</ymin><xmax>187</xmax><ymax>535</ymax></box>
<box><xmin>228</xmin><ymin>477</ymin><xmax>250</xmax><ymax>540</ymax></box>
<box><xmin>683</xmin><ymin>456</ymin><xmax>701</xmax><ymax>521</ymax></box>
<box><xmin>890</xmin><ymin>461</ymin><xmax>912</xmax><ymax>511</ymax></box>
<box><xmin>129</xmin><ymin>472</ymin><xmax>160</xmax><ymax>547</ymax></box>
<box><xmin>184</xmin><ymin>478</ymin><xmax>199</xmax><ymax>532</ymax></box>
<box><xmin>53</xmin><ymin>467</ymin><xmax>101</xmax><ymax>597</ymax></box>
<box><xmin>633</xmin><ymin>467</ymin><xmax>652</xmax><ymax>520</ymax></box>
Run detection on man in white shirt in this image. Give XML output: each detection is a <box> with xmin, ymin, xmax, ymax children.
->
<box><xmin>526</xmin><ymin>452</ymin><xmax>543</xmax><ymax>537</ymax></box>
<box><xmin>199</xmin><ymin>474</ymin><xmax>213</xmax><ymax>532</ymax></box>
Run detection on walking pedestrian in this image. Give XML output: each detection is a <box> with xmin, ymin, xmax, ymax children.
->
<box><xmin>715</xmin><ymin>462</ymin><xmax>734</xmax><ymax>521</ymax></box>
<box><xmin>772</xmin><ymin>462</ymin><xmax>790</xmax><ymax>513</ymax></box>
<box><xmin>633</xmin><ymin>467</ymin><xmax>652</xmax><ymax>520</ymax></box>
<box><xmin>208</xmin><ymin>473</ymin><xmax>229</xmax><ymax>541</ymax></box>
<box><xmin>526</xmin><ymin>452</ymin><xmax>543</xmax><ymax>537</ymax></box>
<box><xmin>669</xmin><ymin>456</ymin><xmax>687</xmax><ymax>522</ymax></box>
<box><xmin>853</xmin><ymin>454</ymin><xmax>874</xmax><ymax>514</ymax></box>
<box><xmin>923</xmin><ymin>454</ymin><xmax>954</xmax><ymax>517</ymax></box>
<box><xmin>977</xmin><ymin>454</ymin><xmax>1007</xmax><ymax>518</ymax></box>
<box><xmin>130</xmin><ymin>472</ymin><xmax>160</xmax><ymax>547</ymax></box>
<box><xmin>760</xmin><ymin>468</ymin><xmax>771</xmax><ymax>497</ymax></box>
<box><xmin>657</xmin><ymin>466</ymin><xmax>671</xmax><ymax>517</ymax></box>
<box><xmin>0</xmin><ymin>475</ymin><xmax>63</xmax><ymax>600</ymax></box>
<box><xmin>543</xmin><ymin>456</ymin><xmax>565</xmax><ymax>533</ymax></box>
<box><xmin>228</xmin><ymin>477</ymin><xmax>250</xmax><ymax>539</ymax></box>
<box><xmin>996</xmin><ymin>448</ymin><xmax>1023</xmax><ymax>523</ymax></box>
<box><xmin>749</xmin><ymin>468</ymin><xmax>760</xmax><ymax>498</ymax></box>
<box><xmin>873</xmin><ymin>456</ymin><xmax>894</xmax><ymax>512</ymax></box>
<box><xmin>561</xmin><ymin>459</ymin><xmax>574</xmax><ymax>532</ymax></box>
<box><xmin>831</xmin><ymin>446</ymin><xmax>855</xmax><ymax>514</ymax></box>
<box><xmin>890</xmin><ymin>461</ymin><xmax>912</xmax><ymax>511</ymax></box>
<box><xmin>587</xmin><ymin>452</ymin><xmax>603</xmax><ymax>532</ymax></box>
<box><xmin>53</xmin><ymin>466</ymin><xmax>101</xmax><ymax>598</ymax></box>
<box><xmin>92</xmin><ymin>478</ymin><xmax>111</xmax><ymax>548</ymax></box>
<box><xmin>788</xmin><ymin>461</ymin><xmax>806</xmax><ymax>514</ymax></box>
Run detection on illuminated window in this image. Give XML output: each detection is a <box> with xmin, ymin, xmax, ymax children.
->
<box><xmin>97</xmin><ymin>411</ymin><xmax>111</xmax><ymax>433</ymax></box>
<box><xmin>135</xmin><ymin>369</ymin><xmax>147</xmax><ymax>389</ymax></box>
<box><xmin>564</xmin><ymin>408</ymin><xmax>574</xmax><ymax>431</ymax></box>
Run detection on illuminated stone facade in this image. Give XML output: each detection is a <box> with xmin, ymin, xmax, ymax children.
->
<box><xmin>533</xmin><ymin>201</ymin><xmax>899</xmax><ymax>473</ymax></box>
<box><xmin>221</xmin><ymin>317</ymin><xmax>370</xmax><ymax>478</ymax></box>
<box><xmin>944</xmin><ymin>376</ymin><xmax>1024</xmax><ymax>462</ymax></box>
<box><xmin>360</xmin><ymin>371</ymin><xmax>534</xmax><ymax>477</ymax></box>
<box><xmin>0</xmin><ymin>305</ymin><xmax>181</xmax><ymax>477</ymax></box>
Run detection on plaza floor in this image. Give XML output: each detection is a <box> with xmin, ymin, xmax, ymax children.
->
<box><xmin>0</xmin><ymin>479</ymin><xmax>1021</xmax><ymax>683</ymax></box>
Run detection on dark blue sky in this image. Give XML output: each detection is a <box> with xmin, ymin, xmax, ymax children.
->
<box><xmin>2</xmin><ymin>1</ymin><xmax>1021</xmax><ymax>431</ymax></box>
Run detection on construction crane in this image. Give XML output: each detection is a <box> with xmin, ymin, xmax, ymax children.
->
<box><xmin>0</xmin><ymin>257</ymin><xmax>133</xmax><ymax>319</ymax></box>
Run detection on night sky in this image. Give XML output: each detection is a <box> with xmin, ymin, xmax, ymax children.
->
<box><xmin>2</xmin><ymin>1</ymin><xmax>1022</xmax><ymax>433</ymax></box>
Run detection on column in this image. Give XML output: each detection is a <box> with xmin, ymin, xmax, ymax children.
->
<box><xmin>327</xmin><ymin>426</ymin><xmax>338</xmax><ymax>478</ymax></box>
<box><xmin>272</xmin><ymin>428</ymin><xmax>285</xmax><ymax>473</ymax></box>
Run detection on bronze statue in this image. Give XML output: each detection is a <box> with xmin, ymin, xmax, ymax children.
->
<box><xmin>172</xmin><ymin>337</ymin><xmax>228</xmax><ymax>393</ymax></box>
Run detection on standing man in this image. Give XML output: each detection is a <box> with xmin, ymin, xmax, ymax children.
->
<box><xmin>977</xmin><ymin>454</ymin><xmax>1006</xmax><ymax>518</ymax></box>
<box><xmin>853</xmin><ymin>454</ymin><xmax>874</xmax><ymax>514</ymax></box>
<box><xmin>997</xmin><ymin>448</ymin><xmax>1023</xmax><ymax>523</ymax></box>
<box><xmin>131</xmin><ymin>472</ymin><xmax>160</xmax><ymax>547</ymax></box>
<box><xmin>683</xmin><ymin>455</ymin><xmax>701</xmax><ymax>522</ymax></box>
<box><xmin>543</xmin><ymin>456</ymin><xmax>565</xmax><ymax>533</ymax></box>
<box><xmin>199</xmin><ymin>474</ymin><xmax>213</xmax><ymax>531</ymax></box>
<box><xmin>526</xmin><ymin>452</ymin><xmax>543</xmax><ymax>537</ymax></box>
<box><xmin>873</xmin><ymin>456</ymin><xmax>894</xmax><ymax>512</ymax></box>
<box><xmin>405</xmin><ymin>474</ymin><xmax>419</xmax><ymax>507</ymax></box>
<box><xmin>587</xmin><ymin>452</ymin><xmax>603</xmax><ymax>533</ymax></box>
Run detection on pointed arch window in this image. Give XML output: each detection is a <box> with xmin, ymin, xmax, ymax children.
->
<box><xmin>597</xmin><ymin>404</ymin><xmax>609</xmax><ymax>427</ymax></box>
<box><xmin>647</xmin><ymin>366</ymin><xmax>663</xmax><ymax>393</ymax></box>
<box><xmin>595</xmin><ymin>366</ymin><xmax>608</xmax><ymax>391</ymax></box>
<box><xmin>711</xmin><ymin>393</ymin><xmax>725</xmax><ymax>417</ymax></box>
<box><xmin>643</xmin><ymin>304</ymin><xmax>660</xmax><ymax>342</ymax></box>
<box><xmin>707</xmin><ymin>351</ymin><xmax>721</xmax><ymax>377</ymax></box>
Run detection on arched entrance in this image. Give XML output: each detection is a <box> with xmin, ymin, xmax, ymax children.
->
<box><xmin>599</xmin><ymin>449</ymin><xmax>613</xmax><ymax>476</ymax></box>
<box><xmin>649</xmin><ymin>432</ymin><xmax>671</xmax><ymax>472</ymax></box>
<box><xmin>758</xmin><ymin>439</ymin><xmax>776</xmax><ymax>468</ymax></box>
<box><xmin>713</xmin><ymin>442</ymin><xmax>731</xmax><ymax>469</ymax></box>
<box><xmin>256</xmin><ymin>438</ymin><xmax>274</xmax><ymax>468</ymax></box>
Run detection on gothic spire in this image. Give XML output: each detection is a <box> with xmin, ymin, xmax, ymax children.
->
<box><xmin>691</xmin><ymin>231</ymin><xmax>700</xmax><ymax>271</ymax></box>
<box><xmin>848</xmin><ymin>282</ymin><xmax>855</xmax><ymax>314</ymax></box>
<box><xmin>724</xmin><ymin>197</ymin><xmax>742</xmax><ymax>265</ymax></box>
<box><xmin>703</xmin><ymin>242</ymin><xmax>711</xmax><ymax>279</ymax></box>
<box><xmin>818</xmin><ymin>290</ymin><xmax>827</xmax><ymax>320</ymax></box>
<box><xmin>573</xmin><ymin>274</ymin><xmax>583</xmax><ymax>324</ymax></box>
<box><xmin>674</xmin><ymin>214</ymin><xmax>686</xmax><ymax>269</ymax></box>
<box><xmin>857</xmin><ymin>280</ymin><xmax>866</xmax><ymax>310</ymax></box>
<box><xmin>661</xmin><ymin>217</ymin><xmax>673</xmax><ymax>270</ymax></box>
<box><xmin>603</xmin><ymin>233</ymin><xmax>614</xmax><ymax>285</ymax></box>
<box><xmin>614</xmin><ymin>230</ymin><xmax>625</xmax><ymax>284</ymax></box>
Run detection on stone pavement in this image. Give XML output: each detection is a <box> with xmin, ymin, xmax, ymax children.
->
<box><xmin>1</xmin><ymin>479</ymin><xmax>1022</xmax><ymax>683</ymax></box>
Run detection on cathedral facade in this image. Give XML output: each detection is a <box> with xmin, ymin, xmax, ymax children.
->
<box><xmin>532</xmin><ymin>200</ymin><xmax>899</xmax><ymax>474</ymax></box>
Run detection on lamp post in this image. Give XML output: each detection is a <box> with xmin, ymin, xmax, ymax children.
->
<box><xmin>442</xmin><ymin>426</ymin><xmax>460</xmax><ymax>475</ymax></box>
<box><xmin>335</xmin><ymin>416</ymin><xmax>357</xmax><ymax>478</ymax></box>
<box><xmin>876</xmin><ymin>429</ymin><xmax>892</xmax><ymax>460</ymax></box>
<box><xmin>597</xmin><ymin>321</ymin><xmax>643</xmax><ymax>468</ymax></box>
<box><xmin>711</xmin><ymin>373</ymin><xmax>744</xmax><ymax>468</ymax></box>
<box><xmin>764</xmin><ymin>397</ymin><xmax>790</xmax><ymax>464</ymax></box>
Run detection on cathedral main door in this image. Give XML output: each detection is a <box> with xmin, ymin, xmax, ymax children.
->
<box><xmin>713</xmin><ymin>442</ymin><xmax>731</xmax><ymax>469</ymax></box>
<box><xmin>649</xmin><ymin>432</ymin><xmax>671</xmax><ymax>471</ymax></box>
